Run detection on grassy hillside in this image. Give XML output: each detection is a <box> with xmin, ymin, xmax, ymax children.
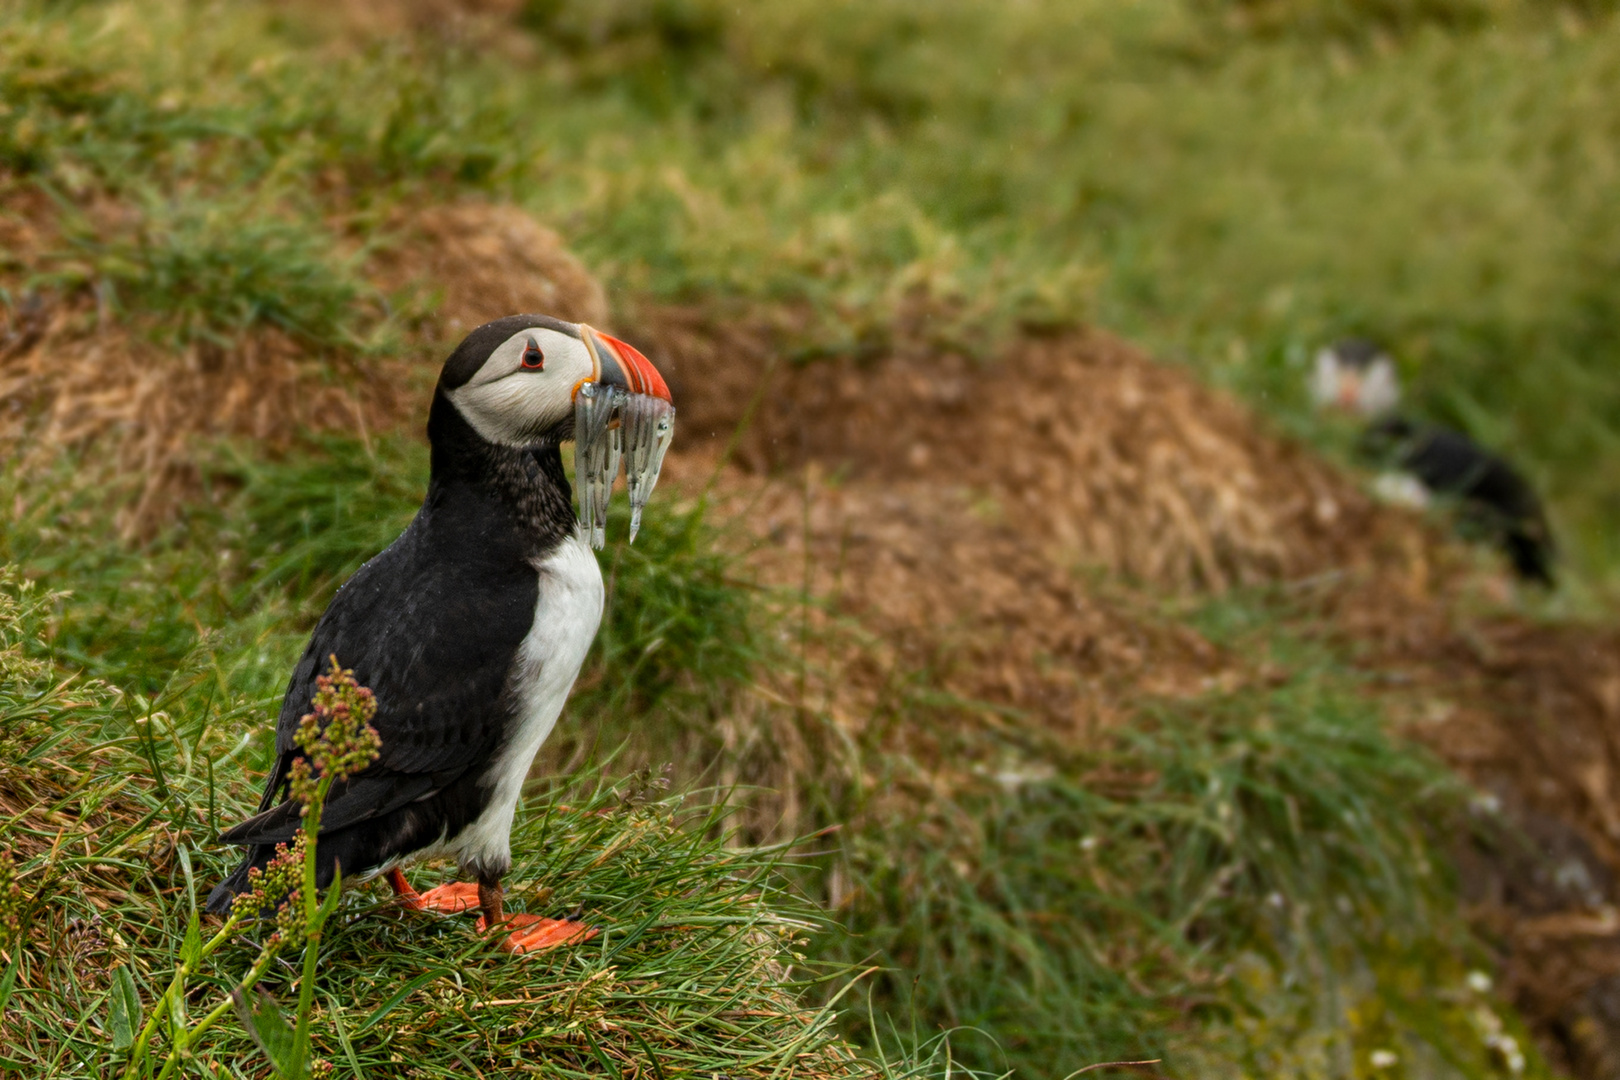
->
<box><xmin>5</xmin><ymin>1</ymin><xmax>1619</xmax><ymax>1077</ymax></box>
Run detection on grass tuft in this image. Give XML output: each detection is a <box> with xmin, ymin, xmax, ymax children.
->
<box><xmin>49</xmin><ymin>187</ymin><xmax>370</xmax><ymax>350</ymax></box>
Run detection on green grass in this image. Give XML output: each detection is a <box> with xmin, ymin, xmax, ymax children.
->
<box><xmin>0</xmin><ymin>570</ymin><xmax>952</xmax><ymax>1080</ymax></box>
<box><xmin>520</xmin><ymin>0</ymin><xmax>1620</xmax><ymax>588</ymax></box>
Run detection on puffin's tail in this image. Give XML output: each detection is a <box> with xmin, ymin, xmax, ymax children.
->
<box><xmin>207</xmin><ymin>827</ymin><xmax>382</xmax><ymax>915</ymax></box>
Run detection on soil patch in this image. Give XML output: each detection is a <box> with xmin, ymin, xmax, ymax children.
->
<box><xmin>285</xmin><ymin>0</ymin><xmax>527</xmax><ymax>46</ymax></box>
<box><xmin>1355</xmin><ymin>604</ymin><xmax>1620</xmax><ymax>1077</ymax></box>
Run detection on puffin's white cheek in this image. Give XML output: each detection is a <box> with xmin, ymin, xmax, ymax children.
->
<box><xmin>1309</xmin><ymin>358</ymin><xmax>1340</xmax><ymax>409</ymax></box>
<box><xmin>452</xmin><ymin>378</ymin><xmax>570</xmax><ymax>446</ymax></box>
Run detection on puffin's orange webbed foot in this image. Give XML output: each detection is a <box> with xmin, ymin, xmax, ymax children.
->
<box><xmin>478</xmin><ymin>912</ymin><xmax>598</xmax><ymax>954</ymax></box>
<box><xmin>387</xmin><ymin>868</ymin><xmax>481</xmax><ymax>914</ymax></box>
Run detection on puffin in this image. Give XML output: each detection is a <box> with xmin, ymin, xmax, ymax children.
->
<box><xmin>206</xmin><ymin>314</ymin><xmax>675</xmax><ymax>953</ymax></box>
<box><xmin>1312</xmin><ymin>338</ymin><xmax>1556</xmax><ymax>586</ymax></box>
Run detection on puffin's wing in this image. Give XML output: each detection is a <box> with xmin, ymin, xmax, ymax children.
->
<box><xmin>234</xmin><ymin>528</ymin><xmax>541</xmax><ymax>841</ymax></box>
<box><xmin>220</xmin><ymin>772</ymin><xmax>435</xmax><ymax>846</ymax></box>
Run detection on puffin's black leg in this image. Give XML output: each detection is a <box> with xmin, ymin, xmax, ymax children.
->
<box><xmin>475</xmin><ymin>874</ymin><xmax>596</xmax><ymax>954</ymax></box>
<box><xmin>387</xmin><ymin>868</ymin><xmax>480</xmax><ymax>914</ymax></box>
<box><xmin>478</xmin><ymin>878</ymin><xmax>504</xmax><ymax>927</ymax></box>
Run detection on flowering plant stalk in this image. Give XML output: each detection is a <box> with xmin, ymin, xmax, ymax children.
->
<box><xmin>116</xmin><ymin>657</ymin><xmax>381</xmax><ymax>1080</ymax></box>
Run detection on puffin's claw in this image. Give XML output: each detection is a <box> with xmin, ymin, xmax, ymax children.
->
<box><xmin>478</xmin><ymin>912</ymin><xmax>597</xmax><ymax>954</ymax></box>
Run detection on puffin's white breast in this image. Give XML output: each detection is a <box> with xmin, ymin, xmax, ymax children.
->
<box><xmin>447</xmin><ymin>529</ymin><xmax>604</xmax><ymax>877</ymax></box>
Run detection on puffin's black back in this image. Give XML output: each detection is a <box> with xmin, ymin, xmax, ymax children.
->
<box><xmin>1364</xmin><ymin>416</ymin><xmax>1556</xmax><ymax>585</ymax></box>
<box><xmin>206</xmin><ymin>398</ymin><xmax>577</xmax><ymax>913</ymax></box>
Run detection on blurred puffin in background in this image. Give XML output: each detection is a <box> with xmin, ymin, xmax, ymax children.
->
<box><xmin>1312</xmin><ymin>337</ymin><xmax>1556</xmax><ymax>586</ymax></box>
<box><xmin>207</xmin><ymin>314</ymin><xmax>676</xmax><ymax>953</ymax></box>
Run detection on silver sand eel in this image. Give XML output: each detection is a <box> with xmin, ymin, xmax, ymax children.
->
<box><xmin>573</xmin><ymin>331</ymin><xmax>676</xmax><ymax>549</ymax></box>
<box><xmin>620</xmin><ymin>393</ymin><xmax>676</xmax><ymax>540</ymax></box>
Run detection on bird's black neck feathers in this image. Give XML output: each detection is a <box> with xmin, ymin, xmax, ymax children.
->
<box><xmin>424</xmin><ymin>391</ymin><xmax>576</xmax><ymax>558</ymax></box>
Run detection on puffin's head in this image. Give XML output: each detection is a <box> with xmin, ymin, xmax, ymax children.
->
<box><xmin>1310</xmin><ymin>337</ymin><xmax>1401</xmax><ymax>418</ymax></box>
<box><xmin>437</xmin><ymin>314</ymin><xmax>675</xmax><ymax>547</ymax></box>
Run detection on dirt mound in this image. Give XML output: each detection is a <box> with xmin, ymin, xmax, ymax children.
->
<box><xmin>371</xmin><ymin>202</ymin><xmax>609</xmax><ymax>339</ymax></box>
<box><xmin>707</xmin><ymin>465</ymin><xmax>1230</xmax><ymax>732</ymax></box>
<box><xmin>0</xmin><ymin>180</ymin><xmax>416</xmax><ymax>528</ymax></box>
<box><xmin>0</xmin><ymin>307</ymin><xmax>409</xmax><ymax>528</ymax></box>
<box><xmin>647</xmin><ymin>305</ymin><xmax>1462</xmax><ymax>801</ymax></box>
<box><xmin>652</xmin><ymin>311</ymin><xmax>1620</xmax><ymax>1072</ymax></box>
<box><xmin>655</xmin><ymin>309</ymin><xmax>1448</xmax><ymax>593</ymax></box>
<box><xmin>652</xmin><ymin>314</ymin><xmax>1442</xmax><ymax>837</ymax></box>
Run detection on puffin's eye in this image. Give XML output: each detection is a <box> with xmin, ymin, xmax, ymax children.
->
<box><xmin>520</xmin><ymin>338</ymin><xmax>545</xmax><ymax>371</ymax></box>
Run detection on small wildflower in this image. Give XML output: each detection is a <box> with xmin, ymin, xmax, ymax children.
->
<box><xmin>287</xmin><ymin>657</ymin><xmax>382</xmax><ymax>807</ymax></box>
<box><xmin>273</xmin><ymin>890</ymin><xmax>305</xmax><ymax>948</ymax></box>
<box><xmin>287</xmin><ymin>756</ymin><xmax>318</xmax><ymax>810</ymax></box>
<box><xmin>1369</xmin><ymin>1049</ymin><xmax>1398</xmax><ymax>1069</ymax></box>
<box><xmin>231</xmin><ymin>837</ymin><xmax>310</xmax><ymax>939</ymax></box>
<box><xmin>1487</xmin><ymin>1033</ymin><xmax>1525</xmax><ymax>1074</ymax></box>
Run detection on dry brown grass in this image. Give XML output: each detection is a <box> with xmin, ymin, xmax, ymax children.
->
<box><xmin>0</xmin><ymin>305</ymin><xmax>407</xmax><ymax>530</ymax></box>
<box><xmin>273</xmin><ymin>0</ymin><xmax>529</xmax><ymax>51</ymax></box>
<box><xmin>657</xmin><ymin>452</ymin><xmax>1238</xmax><ymax>848</ymax></box>
<box><xmin>0</xmin><ymin>186</ymin><xmax>609</xmax><ymax>529</ymax></box>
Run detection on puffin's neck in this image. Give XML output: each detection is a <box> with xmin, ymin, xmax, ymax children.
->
<box><xmin>425</xmin><ymin>391</ymin><xmax>577</xmax><ymax>558</ymax></box>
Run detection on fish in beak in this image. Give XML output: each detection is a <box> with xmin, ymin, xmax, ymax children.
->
<box><xmin>572</xmin><ymin>326</ymin><xmax>676</xmax><ymax>548</ymax></box>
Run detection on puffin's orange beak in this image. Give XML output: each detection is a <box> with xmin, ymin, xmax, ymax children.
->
<box><xmin>1336</xmin><ymin>373</ymin><xmax>1362</xmax><ymax>410</ymax></box>
<box><xmin>579</xmin><ymin>326</ymin><xmax>672</xmax><ymax>403</ymax></box>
